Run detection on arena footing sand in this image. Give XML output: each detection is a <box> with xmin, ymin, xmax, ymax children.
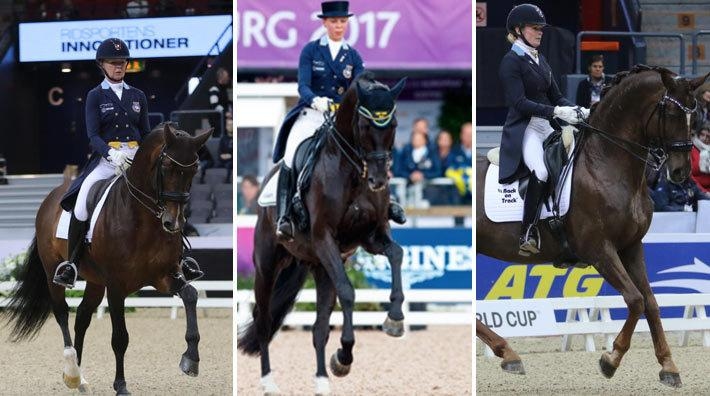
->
<box><xmin>237</xmin><ymin>325</ymin><xmax>472</xmax><ymax>395</ymax></box>
<box><xmin>0</xmin><ymin>309</ymin><xmax>232</xmax><ymax>395</ymax></box>
<box><xmin>477</xmin><ymin>332</ymin><xmax>710</xmax><ymax>395</ymax></box>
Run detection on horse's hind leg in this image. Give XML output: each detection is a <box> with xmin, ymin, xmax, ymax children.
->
<box><xmin>476</xmin><ymin>319</ymin><xmax>525</xmax><ymax>374</ymax></box>
<box><xmin>381</xmin><ymin>241</ymin><xmax>405</xmax><ymax>337</ymax></box>
<box><xmin>311</xmin><ymin>265</ymin><xmax>337</xmax><ymax>394</ymax></box>
<box><xmin>48</xmin><ymin>285</ymin><xmax>82</xmax><ymax>389</ymax></box>
<box><xmin>73</xmin><ymin>281</ymin><xmax>106</xmax><ymax>392</ymax></box>
<box><xmin>177</xmin><ymin>284</ymin><xmax>201</xmax><ymax>377</ymax></box>
<box><xmin>592</xmin><ymin>245</ymin><xmax>645</xmax><ymax>379</ymax></box>
<box><xmin>621</xmin><ymin>242</ymin><xmax>681</xmax><ymax>387</ymax></box>
<box><xmin>106</xmin><ymin>290</ymin><xmax>130</xmax><ymax>395</ymax></box>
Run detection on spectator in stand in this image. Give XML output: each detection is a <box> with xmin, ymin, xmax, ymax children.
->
<box><xmin>650</xmin><ymin>166</ymin><xmax>710</xmax><ymax>212</ymax></box>
<box><xmin>693</xmin><ymin>83</ymin><xmax>710</xmax><ymax>133</ymax></box>
<box><xmin>239</xmin><ymin>175</ymin><xmax>260</xmax><ymax>215</ymax></box>
<box><xmin>208</xmin><ymin>67</ymin><xmax>233</xmax><ymax>135</ymax></box>
<box><xmin>218</xmin><ymin>115</ymin><xmax>233</xmax><ymax>183</ymax></box>
<box><xmin>197</xmin><ymin>144</ymin><xmax>214</xmax><ymax>183</ymax></box>
<box><xmin>691</xmin><ymin>123</ymin><xmax>710</xmax><ymax>192</ymax></box>
<box><xmin>412</xmin><ymin>117</ymin><xmax>429</xmax><ymax>137</ymax></box>
<box><xmin>394</xmin><ymin>130</ymin><xmax>441</xmax><ymax>185</ymax></box>
<box><xmin>435</xmin><ymin>129</ymin><xmax>455</xmax><ymax>174</ymax></box>
<box><xmin>576</xmin><ymin>54</ymin><xmax>612</xmax><ymax>108</ymax></box>
<box><xmin>445</xmin><ymin>122</ymin><xmax>473</xmax><ymax>204</ymax></box>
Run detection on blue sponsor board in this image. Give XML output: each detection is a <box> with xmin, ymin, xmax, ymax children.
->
<box><xmin>355</xmin><ymin>228</ymin><xmax>472</xmax><ymax>289</ymax></box>
<box><xmin>477</xmin><ymin>238</ymin><xmax>710</xmax><ymax>319</ymax></box>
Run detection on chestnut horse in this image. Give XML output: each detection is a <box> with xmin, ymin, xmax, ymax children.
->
<box><xmin>477</xmin><ymin>66</ymin><xmax>709</xmax><ymax>387</ymax></box>
<box><xmin>2</xmin><ymin>123</ymin><xmax>211</xmax><ymax>394</ymax></box>
<box><xmin>238</xmin><ymin>73</ymin><xmax>406</xmax><ymax>395</ymax></box>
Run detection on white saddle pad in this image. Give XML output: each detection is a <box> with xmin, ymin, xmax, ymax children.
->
<box><xmin>257</xmin><ymin>170</ymin><xmax>278</xmax><ymax>207</ymax></box>
<box><xmin>483</xmin><ymin>150</ymin><xmax>574</xmax><ymax>223</ymax></box>
<box><xmin>56</xmin><ymin>176</ymin><xmax>121</xmax><ymax>241</ymax></box>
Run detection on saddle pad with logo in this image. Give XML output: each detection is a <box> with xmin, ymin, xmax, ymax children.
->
<box><xmin>258</xmin><ymin>170</ymin><xmax>278</xmax><ymax>207</ymax></box>
<box><xmin>483</xmin><ymin>162</ymin><xmax>573</xmax><ymax>223</ymax></box>
<box><xmin>56</xmin><ymin>176</ymin><xmax>121</xmax><ymax>241</ymax></box>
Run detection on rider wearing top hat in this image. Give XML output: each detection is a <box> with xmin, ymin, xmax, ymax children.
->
<box><xmin>272</xmin><ymin>0</ymin><xmax>406</xmax><ymax>242</ymax></box>
<box><xmin>54</xmin><ymin>38</ymin><xmax>203</xmax><ymax>288</ymax></box>
<box><xmin>498</xmin><ymin>4</ymin><xmax>589</xmax><ymax>256</ymax></box>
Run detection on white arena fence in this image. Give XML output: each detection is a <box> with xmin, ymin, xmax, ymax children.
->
<box><xmin>236</xmin><ymin>288</ymin><xmax>472</xmax><ymax>329</ymax></box>
<box><xmin>477</xmin><ymin>294</ymin><xmax>710</xmax><ymax>357</ymax></box>
<box><xmin>0</xmin><ymin>280</ymin><xmax>232</xmax><ymax>320</ymax></box>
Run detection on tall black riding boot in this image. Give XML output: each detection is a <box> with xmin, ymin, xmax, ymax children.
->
<box><xmin>519</xmin><ymin>172</ymin><xmax>547</xmax><ymax>256</ymax></box>
<box><xmin>53</xmin><ymin>214</ymin><xmax>88</xmax><ymax>289</ymax></box>
<box><xmin>276</xmin><ymin>163</ymin><xmax>295</xmax><ymax>242</ymax></box>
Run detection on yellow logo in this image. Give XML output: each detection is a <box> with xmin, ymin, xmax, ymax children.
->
<box><xmin>484</xmin><ymin>264</ymin><xmax>604</xmax><ymax>299</ymax></box>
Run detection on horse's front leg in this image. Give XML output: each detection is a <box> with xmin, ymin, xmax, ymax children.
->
<box><xmin>311</xmin><ymin>264</ymin><xmax>337</xmax><ymax>394</ymax></box>
<box><xmin>177</xmin><ymin>284</ymin><xmax>201</xmax><ymax>376</ymax></box>
<box><xmin>314</xmin><ymin>233</ymin><xmax>356</xmax><ymax>378</ymax></box>
<box><xmin>381</xmin><ymin>240</ymin><xmax>405</xmax><ymax>337</ymax></box>
<box><xmin>621</xmin><ymin>241</ymin><xmax>681</xmax><ymax>387</ymax></box>
<box><xmin>107</xmin><ymin>289</ymin><xmax>130</xmax><ymax>395</ymax></box>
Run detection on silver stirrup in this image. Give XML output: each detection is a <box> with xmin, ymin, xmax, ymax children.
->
<box><xmin>53</xmin><ymin>262</ymin><xmax>78</xmax><ymax>289</ymax></box>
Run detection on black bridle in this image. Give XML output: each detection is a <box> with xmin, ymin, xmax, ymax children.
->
<box><xmin>123</xmin><ymin>146</ymin><xmax>198</xmax><ymax>221</ymax></box>
<box><xmin>578</xmin><ymin>90</ymin><xmax>696</xmax><ymax>171</ymax></box>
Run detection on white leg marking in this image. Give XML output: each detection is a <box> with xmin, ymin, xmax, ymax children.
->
<box><xmin>62</xmin><ymin>347</ymin><xmax>81</xmax><ymax>389</ymax></box>
<box><xmin>260</xmin><ymin>372</ymin><xmax>280</xmax><ymax>394</ymax></box>
<box><xmin>314</xmin><ymin>375</ymin><xmax>331</xmax><ymax>395</ymax></box>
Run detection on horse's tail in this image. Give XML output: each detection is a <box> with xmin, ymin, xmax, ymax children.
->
<box><xmin>2</xmin><ymin>237</ymin><xmax>53</xmax><ymax>342</ymax></box>
<box><xmin>237</xmin><ymin>262</ymin><xmax>309</xmax><ymax>355</ymax></box>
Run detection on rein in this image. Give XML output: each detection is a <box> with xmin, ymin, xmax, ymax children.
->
<box><xmin>122</xmin><ymin>146</ymin><xmax>198</xmax><ymax>221</ymax></box>
<box><xmin>577</xmin><ymin>91</ymin><xmax>696</xmax><ymax>171</ymax></box>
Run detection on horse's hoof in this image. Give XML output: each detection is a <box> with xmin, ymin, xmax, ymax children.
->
<box><xmin>599</xmin><ymin>353</ymin><xmax>618</xmax><ymax>378</ymax></box>
<box><xmin>63</xmin><ymin>372</ymin><xmax>80</xmax><ymax>389</ymax></box>
<box><xmin>330</xmin><ymin>351</ymin><xmax>351</xmax><ymax>377</ymax></box>
<box><xmin>383</xmin><ymin>316</ymin><xmax>404</xmax><ymax>337</ymax></box>
<box><xmin>659</xmin><ymin>370</ymin><xmax>682</xmax><ymax>388</ymax></box>
<box><xmin>501</xmin><ymin>360</ymin><xmax>525</xmax><ymax>375</ymax></box>
<box><xmin>113</xmin><ymin>380</ymin><xmax>130</xmax><ymax>395</ymax></box>
<box><xmin>180</xmin><ymin>354</ymin><xmax>199</xmax><ymax>377</ymax></box>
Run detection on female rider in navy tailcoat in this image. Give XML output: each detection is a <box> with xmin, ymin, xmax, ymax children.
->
<box><xmin>54</xmin><ymin>38</ymin><xmax>203</xmax><ymax>288</ymax></box>
<box><xmin>272</xmin><ymin>1</ymin><xmax>405</xmax><ymax>241</ymax></box>
<box><xmin>498</xmin><ymin>4</ymin><xmax>589</xmax><ymax>256</ymax></box>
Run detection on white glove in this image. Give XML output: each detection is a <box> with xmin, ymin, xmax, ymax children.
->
<box><xmin>553</xmin><ymin>106</ymin><xmax>583</xmax><ymax>124</ymax></box>
<box><xmin>108</xmin><ymin>148</ymin><xmax>130</xmax><ymax>174</ymax></box>
<box><xmin>311</xmin><ymin>96</ymin><xmax>330</xmax><ymax>113</ymax></box>
<box><xmin>577</xmin><ymin>106</ymin><xmax>590</xmax><ymax>120</ymax></box>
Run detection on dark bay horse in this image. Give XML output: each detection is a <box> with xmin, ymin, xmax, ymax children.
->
<box><xmin>2</xmin><ymin>123</ymin><xmax>211</xmax><ymax>394</ymax></box>
<box><xmin>238</xmin><ymin>73</ymin><xmax>406</xmax><ymax>394</ymax></box>
<box><xmin>476</xmin><ymin>66</ymin><xmax>709</xmax><ymax>387</ymax></box>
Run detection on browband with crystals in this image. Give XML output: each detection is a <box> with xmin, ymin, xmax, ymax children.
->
<box><xmin>358</xmin><ymin>105</ymin><xmax>396</xmax><ymax>128</ymax></box>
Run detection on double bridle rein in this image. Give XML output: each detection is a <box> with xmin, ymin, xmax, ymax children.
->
<box><xmin>578</xmin><ymin>90</ymin><xmax>696</xmax><ymax>171</ymax></box>
<box><xmin>122</xmin><ymin>146</ymin><xmax>198</xmax><ymax>221</ymax></box>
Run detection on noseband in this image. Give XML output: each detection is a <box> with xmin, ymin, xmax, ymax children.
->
<box><xmin>123</xmin><ymin>146</ymin><xmax>198</xmax><ymax>219</ymax></box>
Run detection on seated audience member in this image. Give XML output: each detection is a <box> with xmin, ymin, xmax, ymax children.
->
<box><xmin>445</xmin><ymin>122</ymin><xmax>473</xmax><ymax>204</ymax></box>
<box><xmin>238</xmin><ymin>175</ymin><xmax>260</xmax><ymax>215</ymax></box>
<box><xmin>218</xmin><ymin>115</ymin><xmax>233</xmax><ymax>182</ymax></box>
<box><xmin>436</xmin><ymin>130</ymin><xmax>457</xmax><ymax>174</ymax></box>
<box><xmin>691</xmin><ymin>123</ymin><xmax>710</xmax><ymax>192</ymax></box>
<box><xmin>197</xmin><ymin>145</ymin><xmax>214</xmax><ymax>183</ymax></box>
<box><xmin>393</xmin><ymin>131</ymin><xmax>441</xmax><ymax>184</ymax></box>
<box><xmin>693</xmin><ymin>83</ymin><xmax>710</xmax><ymax>133</ymax></box>
<box><xmin>650</xmin><ymin>168</ymin><xmax>710</xmax><ymax>212</ymax></box>
<box><xmin>576</xmin><ymin>55</ymin><xmax>612</xmax><ymax>108</ymax></box>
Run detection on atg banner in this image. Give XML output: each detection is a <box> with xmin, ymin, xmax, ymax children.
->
<box><xmin>477</xmin><ymin>236</ymin><xmax>710</xmax><ymax>318</ymax></box>
<box><xmin>237</xmin><ymin>225</ymin><xmax>472</xmax><ymax>290</ymax></box>
<box><xmin>236</xmin><ymin>0</ymin><xmax>472</xmax><ymax>70</ymax></box>
<box><xmin>19</xmin><ymin>15</ymin><xmax>232</xmax><ymax>62</ymax></box>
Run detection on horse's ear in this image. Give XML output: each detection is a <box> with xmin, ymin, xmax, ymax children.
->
<box><xmin>689</xmin><ymin>72</ymin><xmax>710</xmax><ymax>91</ymax></box>
<box><xmin>164</xmin><ymin>123</ymin><xmax>176</xmax><ymax>146</ymax></box>
<box><xmin>356</xmin><ymin>80</ymin><xmax>366</xmax><ymax>102</ymax></box>
<box><xmin>192</xmin><ymin>128</ymin><xmax>213</xmax><ymax>149</ymax></box>
<box><xmin>660</xmin><ymin>70</ymin><xmax>677</xmax><ymax>91</ymax></box>
<box><xmin>390</xmin><ymin>77</ymin><xmax>407</xmax><ymax>100</ymax></box>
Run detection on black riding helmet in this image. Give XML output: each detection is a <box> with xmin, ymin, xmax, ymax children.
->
<box><xmin>96</xmin><ymin>38</ymin><xmax>130</xmax><ymax>61</ymax></box>
<box><xmin>506</xmin><ymin>4</ymin><xmax>547</xmax><ymax>40</ymax></box>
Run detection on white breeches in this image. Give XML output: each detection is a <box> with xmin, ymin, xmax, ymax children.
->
<box><xmin>74</xmin><ymin>144</ymin><xmax>137</xmax><ymax>221</ymax></box>
<box><xmin>283</xmin><ymin>107</ymin><xmax>324</xmax><ymax>168</ymax></box>
<box><xmin>522</xmin><ymin>117</ymin><xmax>554</xmax><ymax>182</ymax></box>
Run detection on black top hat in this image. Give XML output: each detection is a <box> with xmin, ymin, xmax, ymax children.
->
<box><xmin>317</xmin><ymin>1</ymin><xmax>353</xmax><ymax>19</ymax></box>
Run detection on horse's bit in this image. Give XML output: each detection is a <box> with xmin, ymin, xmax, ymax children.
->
<box><xmin>123</xmin><ymin>147</ymin><xmax>198</xmax><ymax>220</ymax></box>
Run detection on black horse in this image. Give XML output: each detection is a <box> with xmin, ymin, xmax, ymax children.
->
<box><xmin>2</xmin><ymin>123</ymin><xmax>211</xmax><ymax>394</ymax></box>
<box><xmin>476</xmin><ymin>66</ymin><xmax>709</xmax><ymax>387</ymax></box>
<box><xmin>238</xmin><ymin>73</ymin><xmax>406</xmax><ymax>394</ymax></box>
